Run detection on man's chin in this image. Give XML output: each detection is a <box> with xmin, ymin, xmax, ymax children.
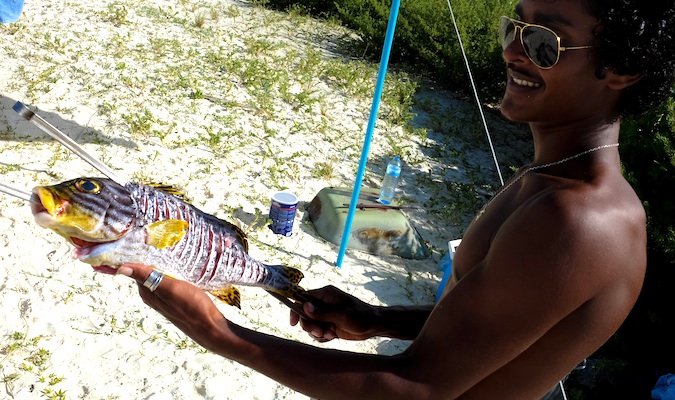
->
<box><xmin>498</xmin><ymin>101</ymin><xmax>525</xmax><ymax>123</ymax></box>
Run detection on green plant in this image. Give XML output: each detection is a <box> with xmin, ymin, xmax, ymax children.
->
<box><xmin>263</xmin><ymin>0</ymin><xmax>514</xmax><ymax>102</ymax></box>
<box><xmin>194</xmin><ymin>12</ymin><xmax>207</xmax><ymax>28</ymax></box>
<box><xmin>102</xmin><ymin>3</ymin><xmax>128</xmax><ymax>27</ymax></box>
<box><xmin>0</xmin><ymin>332</ymin><xmax>66</xmax><ymax>398</ymax></box>
<box><xmin>312</xmin><ymin>161</ymin><xmax>335</xmax><ymax>179</ymax></box>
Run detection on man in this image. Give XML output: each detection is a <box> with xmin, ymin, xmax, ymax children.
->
<box><xmin>117</xmin><ymin>0</ymin><xmax>675</xmax><ymax>398</ymax></box>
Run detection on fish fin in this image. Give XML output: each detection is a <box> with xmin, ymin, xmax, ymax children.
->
<box><xmin>230</xmin><ymin>222</ymin><xmax>249</xmax><ymax>253</ymax></box>
<box><xmin>209</xmin><ymin>287</ymin><xmax>241</xmax><ymax>309</ymax></box>
<box><xmin>266</xmin><ymin>265</ymin><xmax>309</xmax><ymax>303</ymax></box>
<box><xmin>144</xmin><ymin>182</ymin><xmax>189</xmax><ymax>201</ymax></box>
<box><xmin>282</xmin><ymin>266</ymin><xmax>304</xmax><ymax>285</ymax></box>
<box><xmin>288</xmin><ymin>287</ymin><xmax>311</xmax><ymax>304</ymax></box>
<box><xmin>266</xmin><ymin>290</ymin><xmax>311</xmax><ymax>319</ymax></box>
<box><xmin>146</xmin><ymin>219</ymin><xmax>189</xmax><ymax>248</ymax></box>
<box><xmin>268</xmin><ymin>286</ymin><xmax>311</xmax><ymax>305</ymax></box>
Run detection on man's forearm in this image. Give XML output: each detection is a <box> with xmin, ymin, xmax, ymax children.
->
<box><xmin>370</xmin><ymin>304</ymin><xmax>434</xmax><ymax>340</ymax></box>
<box><xmin>219</xmin><ymin>319</ymin><xmax>435</xmax><ymax>400</ymax></box>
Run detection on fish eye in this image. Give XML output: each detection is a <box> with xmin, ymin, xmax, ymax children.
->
<box><xmin>75</xmin><ymin>179</ymin><xmax>101</xmax><ymax>194</ymax></box>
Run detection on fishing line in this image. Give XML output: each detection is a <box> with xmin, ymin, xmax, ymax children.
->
<box><xmin>445</xmin><ymin>0</ymin><xmax>504</xmax><ymax>186</ymax></box>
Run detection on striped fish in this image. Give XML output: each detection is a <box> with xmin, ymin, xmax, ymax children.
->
<box><xmin>30</xmin><ymin>177</ymin><xmax>307</xmax><ymax>308</ymax></box>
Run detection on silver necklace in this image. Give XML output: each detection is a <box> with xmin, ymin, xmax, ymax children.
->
<box><xmin>477</xmin><ymin>143</ymin><xmax>619</xmax><ymax>218</ymax></box>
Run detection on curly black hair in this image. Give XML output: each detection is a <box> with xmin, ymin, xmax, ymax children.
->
<box><xmin>585</xmin><ymin>0</ymin><xmax>675</xmax><ymax>119</ymax></box>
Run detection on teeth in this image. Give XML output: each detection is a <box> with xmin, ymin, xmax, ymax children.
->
<box><xmin>513</xmin><ymin>76</ymin><xmax>540</xmax><ymax>88</ymax></box>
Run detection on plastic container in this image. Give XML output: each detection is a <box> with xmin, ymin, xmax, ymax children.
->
<box><xmin>439</xmin><ymin>252</ymin><xmax>453</xmax><ymax>272</ymax></box>
<box><xmin>435</xmin><ymin>258</ymin><xmax>453</xmax><ymax>302</ymax></box>
<box><xmin>378</xmin><ymin>155</ymin><xmax>402</xmax><ymax>204</ymax></box>
<box><xmin>436</xmin><ymin>239</ymin><xmax>462</xmax><ymax>302</ymax></box>
<box><xmin>268</xmin><ymin>191</ymin><xmax>299</xmax><ymax>236</ymax></box>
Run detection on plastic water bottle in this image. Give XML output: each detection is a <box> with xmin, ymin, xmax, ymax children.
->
<box><xmin>378</xmin><ymin>155</ymin><xmax>401</xmax><ymax>204</ymax></box>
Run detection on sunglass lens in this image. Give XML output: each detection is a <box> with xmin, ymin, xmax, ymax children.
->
<box><xmin>499</xmin><ymin>17</ymin><xmax>515</xmax><ymax>49</ymax></box>
<box><xmin>521</xmin><ymin>27</ymin><xmax>559</xmax><ymax>68</ymax></box>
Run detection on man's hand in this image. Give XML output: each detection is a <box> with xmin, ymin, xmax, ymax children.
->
<box><xmin>290</xmin><ymin>285</ymin><xmax>377</xmax><ymax>342</ymax></box>
<box><xmin>116</xmin><ymin>263</ymin><xmax>229</xmax><ymax>353</ymax></box>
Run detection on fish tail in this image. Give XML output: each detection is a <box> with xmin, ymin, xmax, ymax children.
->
<box><xmin>268</xmin><ymin>286</ymin><xmax>311</xmax><ymax>304</ymax></box>
<box><xmin>281</xmin><ymin>265</ymin><xmax>304</xmax><ymax>285</ymax></box>
<box><xmin>266</xmin><ymin>264</ymin><xmax>309</xmax><ymax>302</ymax></box>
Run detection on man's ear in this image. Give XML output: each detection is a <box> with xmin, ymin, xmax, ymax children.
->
<box><xmin>606</xmin><ymin>70</ymin><xmax>642</xmax><ymax>90</ymax></box>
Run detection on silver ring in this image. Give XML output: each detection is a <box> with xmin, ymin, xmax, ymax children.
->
<box><xmin>143</xmin><ymin>270</ymin><xmax>164</xmax><ymax>292</ymax></box>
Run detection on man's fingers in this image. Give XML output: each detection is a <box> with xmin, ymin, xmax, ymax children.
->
<box><xmin>117</xmin><ymin>263</ymin><xmax>156</xmax><ymax>283</ymax></box>
<box><xmin>290</xmin><ymin>310</ymin><xmax>301</xmax><ymax>326</ymax></box>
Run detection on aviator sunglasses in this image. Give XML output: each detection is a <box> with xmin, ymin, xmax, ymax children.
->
<box><xmin>499</xmin><ymin>16</ymin><xmax>593</xmax><ymax>69</ymax></box>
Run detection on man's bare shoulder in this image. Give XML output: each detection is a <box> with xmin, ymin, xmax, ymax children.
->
<box><xmin>521</xmin><ymin>174</ymin><xmax>645</xmax><ymax>244</ymax></box>
<box><xmin>501</xmin><ymin>173</ymin><xmax>646</xmax><ymax>284</ymax></box>
<box><xmin>454</xmin><ymin>171</ymin><xmax>645</xmax><ymax>284</ymax></box>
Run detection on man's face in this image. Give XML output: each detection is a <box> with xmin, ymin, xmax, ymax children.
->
<box><xmin>499</xmin><ymin>0</ymin><xmax>611</xmax><ymax>128</ymax></box>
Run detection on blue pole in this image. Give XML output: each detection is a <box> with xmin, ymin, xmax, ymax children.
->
<box><xmin>335</xmin><ymin>0</ymin><xmax>401</xmax><ymax>268</ymax></box>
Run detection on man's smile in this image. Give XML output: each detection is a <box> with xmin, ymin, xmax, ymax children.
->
<box><xmin>512</xmin><ymin>76</ymin><xmax>541</xmax><ymax>88</ymax></box>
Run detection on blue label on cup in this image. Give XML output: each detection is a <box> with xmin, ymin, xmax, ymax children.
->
<box><xmin>268</xmin><ymin>192</ymin><xmax>298</xmax><ymax>236</ymax></box>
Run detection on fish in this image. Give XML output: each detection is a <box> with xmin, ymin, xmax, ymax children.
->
<box><xmin>29</xmin><ymin>177</ymin><xmax>308</xmax><ymax>309</ymax></box>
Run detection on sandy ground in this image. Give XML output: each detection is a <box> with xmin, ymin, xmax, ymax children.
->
<box><xmin>0</xmin><ymin>0</ymin><xmax>530</xmax><ymax>399</ymax></box>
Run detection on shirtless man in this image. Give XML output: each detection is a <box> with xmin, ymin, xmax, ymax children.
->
<box><xmin>117</xmin><ymin>0</ymin><xmax>675</xmax><ymax>398</ymax></box>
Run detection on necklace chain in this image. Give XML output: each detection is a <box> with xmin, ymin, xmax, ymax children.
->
<box><xmin>478</xmin><ymin>143</ymin><xmax>619</xmax><ymax>217</ymax></box>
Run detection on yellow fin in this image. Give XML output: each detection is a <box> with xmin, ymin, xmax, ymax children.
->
<box><xmin>146</xmin><ymin>220</ymin><xmax>189</xmax><ymax>248</ymax></box>
<box><xmin>209</xmin><ymin>287</ymin><xmax>241</xmax><ymax>308</ymax></box>
<box><xmin>270</xmin><ymin>286</ymin><xmax>310</xmax><ymax>304</ymax></box>
<box><xmin>282</xmin><ymin>266</ymin><xmax>304</xmax><ymax>285</ymax></box>
<box><xmin>144</xmin><ymin>182</ymin><xmax>189</xmax><ymax>201</ymax></box>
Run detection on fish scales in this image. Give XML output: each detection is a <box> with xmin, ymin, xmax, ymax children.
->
<box><xmin>129</xmin><ymin>182</ymin><xmax>291</xmax><ymax>291</ymax></box>
<box><xmin>30</xmin><ymin>178</ymin><xmax>307</xmax><ymax>307</ymax></box>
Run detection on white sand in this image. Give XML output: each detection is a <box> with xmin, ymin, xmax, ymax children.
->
<box><xmin>0</xmin><ymin>0</ymin><xmax>529</xmax><ymax>399</ymax></box>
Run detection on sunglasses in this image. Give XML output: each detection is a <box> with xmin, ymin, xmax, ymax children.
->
<box><xmin>499</xmin><ymin>16</ymin><xmax>593</xmax><ymax>69</ymax></box>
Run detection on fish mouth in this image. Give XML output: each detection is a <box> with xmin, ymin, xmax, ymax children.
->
<box><xmin>72</xmin><ymin>239</ymin><xmax>120</xmax><ymax>273</ymax></box>
<box><xmin>70</xmin><ymin>236</ymin><xmax>101</xmax><ymax>249</ymax></box>
<box><xmin>30</xmin><ymin>188</ymin><xmax>57</xmax><ymax>218</ymax></box>
<box><xmin>30</xmin><ymin>192</ymin><xmax>48</xmax><ymax>214</ymax></box>
<box><xmin>30</xmin><ymin>187</ymin><xmax>70</xmax><ymax>229</ymax></box>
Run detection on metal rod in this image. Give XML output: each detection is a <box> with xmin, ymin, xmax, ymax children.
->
<box><xmin>341</xmin><ymin>203</ymin><xmax>420</xmax><ymax>211</ymax></box>
<box><xmin>12</xmin><ymin>101</ymin><xmax>126</xmax><ymax>184</ymax></box>
<box><xmin>0</xmin><ymin>182</ymin><xmax>32</xmax><ymax>201</ymax></box>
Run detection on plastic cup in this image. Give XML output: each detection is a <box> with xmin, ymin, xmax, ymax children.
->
<box><xmin>268</xmin><ymin>191</ymin><xmax>299</xmax><ymax>236</ymax></box>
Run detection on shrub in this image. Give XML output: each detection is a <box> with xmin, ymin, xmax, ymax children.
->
<box><xmin>262</xmin><ymin>0</ymin><xmax>514</xmax><ymax>102</ymax></box>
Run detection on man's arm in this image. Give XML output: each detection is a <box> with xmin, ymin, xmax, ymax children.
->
<box><xmin>116</xmin><ymin>264</ymin><xmax>444</xmax><ymax>400</ymax></box>
<box><xmin>289</xmin><ymin>285</ymin><xmax>433</xmax><ymax>342</ymax></box>
<box><xmin>115</xmin><ymin>234</ymin><xmax>568</xmax><ymax>400</ymax></box>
